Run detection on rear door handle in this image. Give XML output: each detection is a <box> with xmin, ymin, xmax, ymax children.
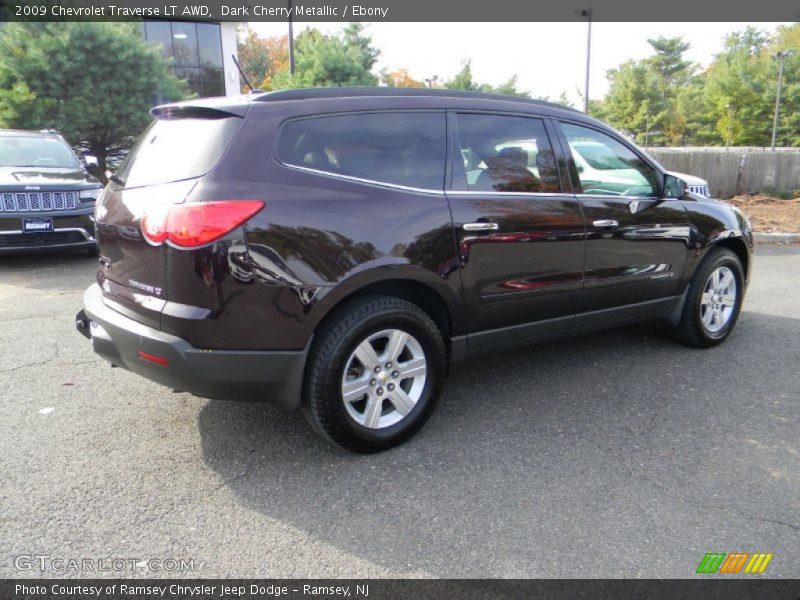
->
<box><xmin>463</xmin><ymin>222</ymin><xmax>499</xmax><ymax>232</ymax></box>
<box><xmin>592</xmin><ymin>219</ymin><xmax>619</xmax><ymax>228</ymax></box>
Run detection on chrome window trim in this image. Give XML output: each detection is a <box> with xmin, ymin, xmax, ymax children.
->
<box><xmin>448</xmin><ymin>190</ymin><xmax>568</xmax><ymax>198</ymax></box>
<box><xmin>283</xmin><ymin>164</ymin><xmax>578</xmax><ymax>200</ymax></box>
<box><xmin>281</xmin><ymin>163</ymin><xmax>446</xmax><ymax>195</ymax></box>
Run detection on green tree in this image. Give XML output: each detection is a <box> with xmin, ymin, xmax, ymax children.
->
<box><xmin>237</xmin><ymin>27</ymin><xmax>289</xmax><ymax>91</ymax></box>
<box><xmin>492</xmin><ymin>74</ymin><xmax>529</xmax><ymax>98</ymax></box>
<box><xmin>766</xmin><ymin>24</ymin><xmax>800</xmax><ymax>146</ymax></box>
<box><xmin>600</xmin><ymin>60</ymin><xmax>665</xmax><ymax>144</ymax></box>
<box><xmin>444</xmin><ymin>59</ymin><xmax>481</xmax><ymax>91</ymax></box>
<box><xmin>674</xmin><ymin>75</ymin><xmax>717</xmax><ymax>145</ymax></box>
<box><xmin>0</xmin><ymin>22</ymin><xmax>189</xmax><ymax>174</ymax></box>
<box><xmin>703</xmin><ymin>27</ymin><xmax>772</xmax><ymax>146</ymax></box>
<box><xmin>237</xmin><ymin>25</ymin><xmax>272</xmax><ymax>91</ymax></box>
<box><xmin>444</xmin><ymin>59</ymin><xmax>529</xmax><ymax>97</ymax></box>
<box><xmin>595</xmin><ymin>37</ymin><xmax>695</xmax><ymax>145</ymax></box>
<box><xmin>647</xmin><ymin>36</ymin><xmax>693</xmax><ymax>91</ymax></box>
<box><xmin>273</xmin><ymin>24</ymin><xmax>379</xmax><ymax>89</ymax></box>
<box><xmin>379</xmin><ymin>68</ymin><xmax>425</xmax><ymax>88</ymax></box>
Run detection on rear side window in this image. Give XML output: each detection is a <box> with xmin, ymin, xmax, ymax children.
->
<box><xmin>115</xmin><ymin>116</ymin><xmax>241</xmax><ymax>188</ymax></box>
<box><xmin>276</xmin><ymin>112</ymin><xmax>446</xmax><ymax>190</ymax></box>
<box><xmin>454</xmin><ymin>114</ymin><xmax>561</xmax><ymax>193</ymax></box>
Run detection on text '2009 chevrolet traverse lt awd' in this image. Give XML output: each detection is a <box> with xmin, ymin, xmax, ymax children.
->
<box><xmin>77</xmin><ymin>88</ymin><xmax>753</xmax><ymax>452</ymax></box>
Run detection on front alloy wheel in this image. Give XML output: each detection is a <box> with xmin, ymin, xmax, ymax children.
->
<box><xmin>699</xmin><ymin>266</ymin><xmax>737</xmax><ymax>334</ymax></box>
<box><xmin>671</xmin><ymin>247</ymin><xmax>744</xmax><ymax>347</ymax></box>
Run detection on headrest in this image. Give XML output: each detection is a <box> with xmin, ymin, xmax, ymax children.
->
<box><xmin>486</xmin><ymin>146</ymin><xmax>528</xmax><ymax>170</ymax></box>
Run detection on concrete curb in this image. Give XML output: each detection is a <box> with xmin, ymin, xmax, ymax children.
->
<box><xmin>754</xmin><ymin>232</ymin><xmax>800</xmax><ymax>244</ymax></box>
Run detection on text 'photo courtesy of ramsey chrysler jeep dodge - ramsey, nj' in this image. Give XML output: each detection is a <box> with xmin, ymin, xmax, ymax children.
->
<box><xmin>76</xmin><ymin>88</ymin><xmax>753</xmax><ymax>452</ymax></box>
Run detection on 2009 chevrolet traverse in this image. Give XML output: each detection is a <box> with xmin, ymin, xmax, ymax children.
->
<box><xmin>77</xmin><ymin>88</ymin><xmax>752</xmax><ymax>452</ymax></box>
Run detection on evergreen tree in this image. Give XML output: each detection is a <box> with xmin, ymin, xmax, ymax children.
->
<box><xmin>0</xmin><ymin>22</ymin><xmax>188</xmax><ymax>173</ymax></box>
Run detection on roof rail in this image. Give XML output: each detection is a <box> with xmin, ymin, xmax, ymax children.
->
<box><xmin>254</xmin><ymin>86</ymin><xmax>581</xmax><ymax>113</ymax></box>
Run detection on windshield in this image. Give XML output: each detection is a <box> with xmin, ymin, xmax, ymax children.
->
<box><xmin>0</xmin><ymin>136</ymin><xmax>80</xmax><ymax>168</ymax></box>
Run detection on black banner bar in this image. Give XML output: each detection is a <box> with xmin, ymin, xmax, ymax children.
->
<box><xmin>3</xmin><ymin>579</ymin><xmax>800</xmax><ymax>600</ymax></box>
<box><xmin>4</xmin><ymin>0</ymin><xmax>800</xmax><ymax>22</ymax></box>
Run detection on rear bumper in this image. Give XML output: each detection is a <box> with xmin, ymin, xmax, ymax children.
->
<box><xmin>78</xmin><ymin>283</ymin><xmax>309</xmax><ymax>409</ymax></box>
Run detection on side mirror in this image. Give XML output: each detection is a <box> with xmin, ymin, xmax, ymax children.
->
<box><xmin>84</xmin><ymin>154</ymin><xmax>99</xmax><ymax>168</ymax></box>
<box><xmin>576</xmin><ymin>164</ymin><xmax>584</xmax><ymax>174</ymax></box>
<box><xmin>664</xmin><ymin>174</ymin><xmax>687</xmax><ymax>199</ymax></box>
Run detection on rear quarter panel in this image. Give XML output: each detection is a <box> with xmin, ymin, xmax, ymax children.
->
<box><xmin>175</xmin><ymin>101</ymin><xmax>463</xmax><ymax>351</ymax></box>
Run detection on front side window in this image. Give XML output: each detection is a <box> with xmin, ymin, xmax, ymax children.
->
<box><xmin>454</xmin><ymin>114</ymin><xmax>561</xmax><ymax>193</ymax></box>
<box><xmin>276</xmin><ymin>112</ymin><xmax>446</xmax><ymax>190</ymax></box>
<box><xmin>560</xmin><ymin>123</ymin><xmax>659</xmax><ymax>197</ymax></box>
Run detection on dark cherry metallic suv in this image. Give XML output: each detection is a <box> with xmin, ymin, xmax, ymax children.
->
<box><xmin>77</xmin><ymin>88</ymin><xmax>753</xmax><ymax>452</ymax></box>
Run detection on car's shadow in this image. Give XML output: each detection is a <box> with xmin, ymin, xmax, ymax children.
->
<box><xmin>197</xmin><ymin>312</ymin><xmax>799</xmax><ymax>577</ymax></box>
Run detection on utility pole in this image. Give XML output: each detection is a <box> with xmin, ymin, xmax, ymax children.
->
<box><xmin>726</xmin><ymin>103</ymin><xmax>733</xmax><ymax>149</ymax></box>
<box><xmin>581</xmin><ymin>8</ymin><xmax>592</xmax><ymax>115</ymax></box>
<box><xmin>288</xmin><ymin>0</ymin><xmax>295</xmax><ymax>75</ymax></box>
<box><xmin>771</xmin><ymin>49</ymin><xmax>795</xmax><ymax>151</ymax></box>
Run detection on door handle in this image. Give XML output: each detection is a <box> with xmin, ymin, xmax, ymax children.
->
<box><xmin>592</xmin><ymin>219</ymin><xmax>619</xmax><ymax>228</ymax></box>
<box><xmin>463</xmin><ymin>222</ymin><xmax>499</xmax><ymax>232</ymax></box>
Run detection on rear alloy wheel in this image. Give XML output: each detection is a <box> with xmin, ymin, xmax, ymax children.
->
<box><xmin>672</xmin><ymin>247</ymin><xmax>744</xmax><ymax>347</ymax></box>
<box><xmin>303</xmin><ymin>295</ymin><xmax>446</xmax><ymax>453</ymax></box>
<box><xmin>342</xmin><ymin>329</ymin><xmax>428</xmax><ymax>430</ymax></box>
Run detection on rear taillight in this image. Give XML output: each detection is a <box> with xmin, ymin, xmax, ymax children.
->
<box><xmin>142</xmin><ymin>200</ymin><xmax>264</xmax><ymax>248</ymax></box>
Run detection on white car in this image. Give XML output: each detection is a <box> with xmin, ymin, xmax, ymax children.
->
<box><xmin>668</xmin><ymin>171</ymin><xmax>710</xmax><ymax>197</ymax></box>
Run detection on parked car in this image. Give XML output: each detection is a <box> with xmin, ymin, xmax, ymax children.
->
<box><xmin>0</xmin><ymin>129</ymin><xmax>103</xmax><ymax>254</ymax></box>
<box><xmin>671</xmin><ymin>171</ymin><xmax>710</xmax><ymax>197</ymax></box>
<box><xmin>76</xmin><ymin>88</ymin><xmax>753</xmax><ymax>452</ymax></box>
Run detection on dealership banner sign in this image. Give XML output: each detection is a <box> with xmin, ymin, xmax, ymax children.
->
<box><xmin>4</xmin><ymin>0</ymin><xmax>800</xmax><ymax>21</ymax></box>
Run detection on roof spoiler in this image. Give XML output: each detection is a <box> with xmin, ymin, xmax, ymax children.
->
<box><xmin>150</xmin><ymin>103</ymin><xmax>249</xmax><ymax>120</ymax></box>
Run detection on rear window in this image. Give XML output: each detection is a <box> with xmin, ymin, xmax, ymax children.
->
<box><xmin>115</xmin><ymin>116</ymin><xmax>241</xmax><ymax>188</ymax></box>
<box><xmin>276</xmin><ymin>112</ymin><xmax>446</xmax><ymax>190</ymax></box>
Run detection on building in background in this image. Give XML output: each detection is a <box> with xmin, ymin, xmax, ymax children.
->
<box><xmin>140</xmin><ymin>21</ymin><xmax>240</xmax><ymax>97</ymax></box>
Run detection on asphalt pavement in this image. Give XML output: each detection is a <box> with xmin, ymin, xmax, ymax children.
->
<box><xmin>1</xmin><ymin>245</ymin><xmax>798</xmax><ymax>578</ymax></box>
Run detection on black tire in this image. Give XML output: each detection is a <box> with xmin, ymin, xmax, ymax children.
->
<box><xmin>302</xmin><ymin>295</ymin><xmax>446</xmax><ymax>453</ymax></box>
<box><xmin>671</xmin><ymin>247</ymin><xmax>744</xmax><ymax>348</ymax></box>
<box><xmin>87</xmin><ymin>245</ymin><xmax>99</xmax><ymax>257</ymax></box>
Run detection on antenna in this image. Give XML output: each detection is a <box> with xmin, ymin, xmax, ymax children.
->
<box><xmin>231</xmin><ymin>54</ymin><xmax>262</xmax><ymax>93</ymax></box>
